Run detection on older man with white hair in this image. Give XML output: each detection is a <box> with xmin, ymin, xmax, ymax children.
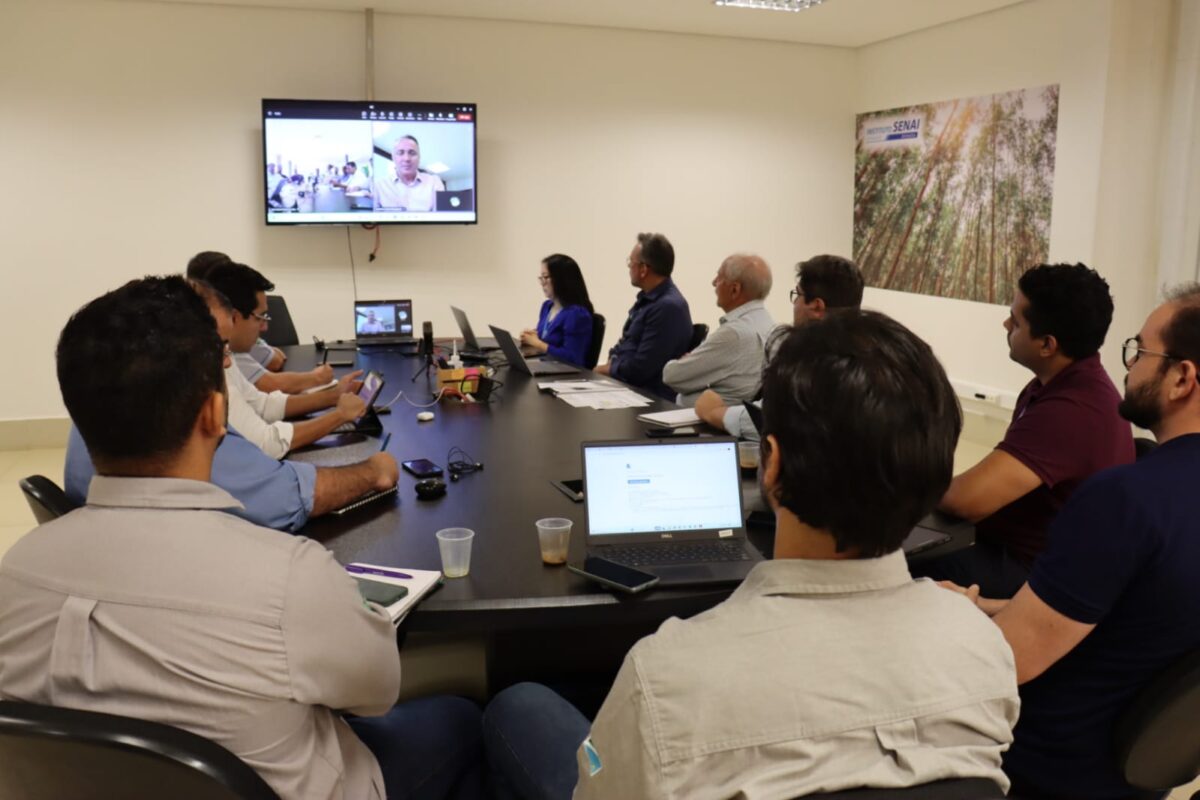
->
<box><xmin>662</xmin><ymin>253</ymin><xmax>778</xmax><ymax>407</ymax></box>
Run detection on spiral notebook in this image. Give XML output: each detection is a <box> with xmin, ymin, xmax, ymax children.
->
<box><xmin>346</xmin><ymin>563</ymin><xmax>443</xmax><ymax>624</ymax></box>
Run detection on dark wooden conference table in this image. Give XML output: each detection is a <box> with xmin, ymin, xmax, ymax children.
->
<box><xmin>282</xmin><ymin>344</ymin><xmax>973</xmax><ymax>646</ymax></box>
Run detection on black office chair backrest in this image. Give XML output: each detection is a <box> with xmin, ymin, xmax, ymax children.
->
<box><xmin>689</xmin><ymin>322</ymin><xmax>709</xmax><ymax>351</ymax></box>
<box><xmin>586</xmin><ymin>313</ymin><xmax>606</xmax><ymax>369</ymax></box>
<box><xmin>1134</xmin><ymin>437</ymin><xmax>1159</xmax><ymax>460</ymax></box>
<box><xmin>18</xmin><ymin>475</ymin><xmax>77</xmax><ymax>525</ymax></box>
<box><xmin>1114</xmin><ymin>648</ymin><xmax>1200</xmax><ymax>791</ymax></box>
<box><xmin>0</xmin><ymin>700</ymin><xmax>281</xmax><ymax>800</ymax></box>
<box><xmin>801</xmin><ymin>778</ymin><xmax>1006</xmax><ymax>799</ymax></box>
<box><xmin>263</xmin><ymin>295</ymin><xmax>299</xmax><ymax>348</ymax></box>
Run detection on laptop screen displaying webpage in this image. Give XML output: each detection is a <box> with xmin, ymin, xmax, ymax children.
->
<box><xmin>355</xmin><ymin>300</ymin><xmax>413</xmax><ymax>339</ymax></box>
<box><xmin>583</xmin><ymin>440</ymin><xmax>744</xmax><ymax>538</ymax></box>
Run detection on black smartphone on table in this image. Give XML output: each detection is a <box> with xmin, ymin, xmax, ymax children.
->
<box><xmin>550</xmin><ymin>479</ymin><xmax>584</xmax><ymax>502</ymax></box>
<box><xmin>568</xmin><ymin>556</ymin><xmax>660</xmax><ymax>594</ymax></box>
<box><xmin>354</xmin><ymin>578</ymin><xmax>409</xmax><ymax>606</ymax></box>
<box><xmin>402</xmin><ymin>459</ymin><xmax>444</xmax><ymax>479</ymax></box>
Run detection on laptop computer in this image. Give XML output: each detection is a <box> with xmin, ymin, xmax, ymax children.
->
<box><xmin>581</xmin><ymin>437</ymin><xmax>763</xmax><ymax>586</ymax></box>
<box><xmin>354</xmin><ymin>299</ymin><xmax>416</xmax><ymax>347</ymax></box>
<box><xmin>489</xmin><ymin>325</ymin><xmax>579</xmax><ymax>376</ymax></box>
<box><xmin>450</xmin><ymin>305</ymin><xmax>499</xmax><ymax>352</ymax></box>
<box><xmin>436</xmin><ymin>189</ymin><xmax>475</xmax><ymax>212</ymax></box>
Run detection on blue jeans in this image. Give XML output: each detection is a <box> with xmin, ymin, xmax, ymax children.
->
<box><xmin>347</xmin><ymin>695</ymin><xmax>487</xmax><ymax>800</ymax></box>
<box><xmin>482</xmin><ymin>683</ymin><xmax>591</xmax><ymax>800</ymax></box>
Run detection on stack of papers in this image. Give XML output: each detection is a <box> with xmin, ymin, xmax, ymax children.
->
<box><xmin>636</xmin><ymin>408</ymin><xmax>701</xmax><ymax>428</ymax></box>
<box><xmin>537</xmin><ymin>380</ymin><xmax>654</xmax><ymax>410</ymax></box>
<box><xmin>346</xmin><ymin>563</ymin><xmax>443</xmax><ymax>624</ymax></box>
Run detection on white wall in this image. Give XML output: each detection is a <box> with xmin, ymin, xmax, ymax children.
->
<box><xmin>0</xmin><ymin>0</ymin><xmax>853</xmax><ymax>422</ymax></box>
<box><xmin>0</xmin><ymin>0</ymin><xmax>1179</xmax><ymax>423</ymax></box>
<box><xmin>856</xmin><ymin>0</ymin><xmax>1174</xmax><ymax>397</ymax></box>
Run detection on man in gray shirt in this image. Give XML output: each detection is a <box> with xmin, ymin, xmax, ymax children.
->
<box><xmin>662</xmin><ymin>253</ymin><xmax>778</xmax><ymax>407</ymax></box>
<box><xmin>482</xmin><ymin>310</ymin><xmax>1018</xmax><ymax>800</ymax></box>
<box><xmin>0</xmin><ymin>277</ymin><xmax>485</xmax><ymax>800</ymax></box>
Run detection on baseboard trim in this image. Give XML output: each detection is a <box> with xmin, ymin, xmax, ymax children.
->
<box><xmin>0</xmin><ymin>417</ymin><xmax>71</xmax><ymax>451</ymax></box>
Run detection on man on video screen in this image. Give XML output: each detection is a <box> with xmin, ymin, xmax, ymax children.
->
<box><xmin>374</xmin><ymin>135</ymin><xmax>444</xmax><ymax>212</ymax></box>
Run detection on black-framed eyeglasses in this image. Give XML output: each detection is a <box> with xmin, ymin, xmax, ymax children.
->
<box><xmin>788</xmin><ymin>287</ymin><xmax>806</xmax><ymax>304</ymax></box>
<box><xmin>537</xmin><ymin>275</ymin><xmax>551</xmax><ymax>284</ymax></box>
<box><xmin>1122</xmin><ymin>336</ymin><xmax>1177</xmax><ymax>370</ymax></box>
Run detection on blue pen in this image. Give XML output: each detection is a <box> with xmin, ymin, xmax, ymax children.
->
<box><xmin>347</xmin><ymin>564</ymin><xmax>413</xmax><ymax>580</ymax></box>
<box><xmin>379</xmin><ymin>432</ymin><xmax>391</xmax><ymax>452</ymax></box>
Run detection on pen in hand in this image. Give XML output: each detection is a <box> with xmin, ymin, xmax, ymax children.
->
<box><xmin>379</xmin><ymin>432</ymin><xmax>391</xmax><ymax>452</ymax></box>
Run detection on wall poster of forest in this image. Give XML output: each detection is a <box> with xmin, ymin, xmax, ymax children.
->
<box><xmin>854</xmin><ymin>85</ymin><xmax>1059</xmax><ymax>305</ymax></box>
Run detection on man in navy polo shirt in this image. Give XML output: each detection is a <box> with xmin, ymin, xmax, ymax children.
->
<box><xmin>594</xmin><ymin>232</ymin><xmax>692</xmax><ymax>400</ymax></box>
<box><xmin>918</xmin><ymin>263</ymin><xmax>1134</xmax><ymax>597</ymax></box>
<box><xmin>944</xmin><ymin>284</ymin><xmax>1200</xmax><ymax>799</ymax></box>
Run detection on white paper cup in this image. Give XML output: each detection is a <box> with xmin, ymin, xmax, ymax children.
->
<box><xmin>436</xmin><ymin>527</ymin><xmax>475</xmax><ymax>578</ymax></box>
<box><xmin>535</xmin><ymin>517</ymin><xmax>572</xmax><ymax>565</ymax></box>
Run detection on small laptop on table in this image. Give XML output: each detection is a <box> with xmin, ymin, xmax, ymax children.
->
<box><xmin>489</xmin><ymin>325</ymin><xmax>579</xmax><ymax>376</ymax></box>
<box><xmin>450</xmin><ymin>305</ymin><xmax>499</xmax><ymax>352</ymax></box>
<box><xmin>582</xmin><ymin>437</ymin><xmax>763</xmax><ymax>586</ymax></box>
<box><xmin>355</xmin><ymin>299</ymin><xmax>416</xmax><ymax>348</ymax></box>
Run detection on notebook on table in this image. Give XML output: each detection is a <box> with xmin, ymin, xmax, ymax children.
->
<box><xmin>581</xmin><ymin>437</ymin><xmax>762</xmax><ymax>586</ymax></box>
<box><xmin>346</xmin><ymin>563</ymin><xmax>442</xmax><ymax>624</ymax></box>
<box><xmin>489</xmin><ymin>325</ymin><xmax>579</xmax><ymax>376</ymax></box>
<box><xmin>354</xmin><ymin>299</ymin><xmax>416</xmax><ymax>347</ymax></box>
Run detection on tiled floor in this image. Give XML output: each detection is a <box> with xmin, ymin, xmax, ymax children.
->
<box><xmin>2</xmin><ymin>441</ymin><xmax>1198</xmax><ymax>798</ymax></box>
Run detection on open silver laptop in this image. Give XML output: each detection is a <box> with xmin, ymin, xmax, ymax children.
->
<box><xmin>450</xmin><ymin>305</ymin><xmax>499</xmax><ymax>352</ymax></box>
<box><xmin>582</xmin><ymin>437</ymin><xmax>763</xmax><ymax>586</ymax></box>
<box><xmin>488</xmin><ymin>325</ymin><xmax>579</xmax><ymax>376</ymax></box>
<box><xmin>354</xmin><ymin>299</ymin><xmax>415</xmax><ymax>347</ymax></box>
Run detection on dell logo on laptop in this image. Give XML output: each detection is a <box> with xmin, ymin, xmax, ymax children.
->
<box><xmin>660</xmin><ymin>533</ymin><xmax>673</xmax><ymax>539</ymax></box>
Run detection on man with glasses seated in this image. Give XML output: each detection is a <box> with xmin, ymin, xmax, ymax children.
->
<box><xmin>186</xmin><ymin>250</ymin><xmax>289</xmax><ymax>375</ymax></box>
<box><xmin>940</xmin><ymin>284</ymin><xmax>1200</xmax><ymax>800</ymax></box>
<box><xmin>915</xmin><ymin>263</ymin><xmax>1134</xmax><ymax>598</ymax></box>
<box><xmin>205</xmin><ymin>262</ymin><xmax>369</xmax><ymax>459</ymax></box>
<box><xmin>694</xmin><ymin>254</ymin><xmax>864</xmax><ymax>440</ymax></box>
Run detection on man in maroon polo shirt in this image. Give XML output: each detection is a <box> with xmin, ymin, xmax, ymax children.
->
<box><xmin>914</xmin><ymin>263</ymin><xmax>1134</xmax><ymax>598</ymax></box>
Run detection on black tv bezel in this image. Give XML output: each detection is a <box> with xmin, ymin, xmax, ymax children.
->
<box><xmin>261</xmin><ymin>98</ymin><xmax>478</xmax><ymax>227</ymax></box>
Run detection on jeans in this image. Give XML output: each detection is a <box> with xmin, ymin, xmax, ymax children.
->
<box><xmin>482</xmin><ymin>683</ymin><xmax>591</xmax><ymax>800</ymax></box>
<box><xmin>347</xmin><ymin>695</ymin><xmax>487</xmax><ymax>800</ymax></box>
<box><xmin>910</xmin><ymin>539</ymin><xmax>1029</xmax><ymax>599</ymax></box>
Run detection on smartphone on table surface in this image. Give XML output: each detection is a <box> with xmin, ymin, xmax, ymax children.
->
<box><xmin>568</xmin><ymin>556</ymin><xmax>660</xmax><ymax>594</ymax></box>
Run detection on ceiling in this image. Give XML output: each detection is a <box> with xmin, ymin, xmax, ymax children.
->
<box><xmin>143</xmin><ymin>0</ymin><xmax>1030</xmax><ymax>48</ymax></box>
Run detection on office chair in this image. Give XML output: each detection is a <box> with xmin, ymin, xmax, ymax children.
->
<box><xmin>801</xmin><ymin>778</ymin><xmax>1005</xmax><ymax>799</ymax></box>
<box><xmin>0</xmin><ymin>700</ymin><xmax>281</xmax><ymax>800</ymax></box>
<box><xmin>262</xmin><ymin>295</ymin><xmax>300</xmax><ymax>348</ymax></box>
<box><xmin>689</xmin><ymin>322</ymin><xmax>709</xmax><ymax>351</ymax></box>
<box><xmin>18</xmin><ymin>475</ymin><xmax>77</xmax><ymax>525</ymax></box>
<box><xmin>1113</xmin><ymin>648</ymin><xmax>1200</xmax><ymax>798</ymax></box>
<box><xmin>585</xmin><ymin>313</ymin><xmax>606</xmax><ymax>369</ymax></box>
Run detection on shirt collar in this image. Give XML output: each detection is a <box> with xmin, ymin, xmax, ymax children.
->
<box><xmin>720</xmin><ymin>298</ymin><xmax>766</xmax><ymax>324</ymax></box>
<box><xmin>731</xmin><ymin>549</ymin><xmax>913</xmax><ymax>599</ymax></box>
<box><xmin>86</xmin><ymin>476</ymin><xmax>245</xmax><ymax>512</ymax></box>
<box><xmin>636</xmin><ymin>277</ymin><xmax>674</xmax><ymax>304</ymax></box>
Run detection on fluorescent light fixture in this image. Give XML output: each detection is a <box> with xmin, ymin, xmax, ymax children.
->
<box><xmin>425</xmin><ymin>162</ymin><xmax>450</xmax><ymax>175</ymax></box>
<box><xmin>714</xmin><ymin>0</ymin><xmax>826</xmax><ymax>11</ymax></box>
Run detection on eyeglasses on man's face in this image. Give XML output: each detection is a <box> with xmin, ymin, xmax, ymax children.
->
<box><xmin>1122</xmin><ymin>336</ymin><xmax>1177</xmax><ymax>370</ymax></box>
<box><xmin>788</xmin><ymin>287</ymin><xmax>806</xmax><ymax>304</ymax></box>
<box><xmin>251</xmin><ymin>311</ymin><xmax>271</xmax><ymax>324</ymax></box>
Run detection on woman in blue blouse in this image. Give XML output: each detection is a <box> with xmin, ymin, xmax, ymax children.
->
<box><xmin>520</xmin><ymin>254</ymin><xmax>595</xmax><ymax>367</ymax></box>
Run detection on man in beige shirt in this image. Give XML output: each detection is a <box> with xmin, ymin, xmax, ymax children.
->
<box><xmin>0</xmin><ymin>276</ymin><xmax>484</xmax><ymax>800</ymax></box>
<box><xmin>483</xmin><ymin>310</ymin><xmax>1019</xmax><ymax>800</ymax></box>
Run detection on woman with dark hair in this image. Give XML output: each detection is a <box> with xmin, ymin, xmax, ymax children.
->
<box><xmin>521</xmin><ymin>253</ymin><xmax>595</xmax><ymax>367</ymax></box>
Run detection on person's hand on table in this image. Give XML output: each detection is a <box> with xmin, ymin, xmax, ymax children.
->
<box><xmin>368</xmin><ymin>453</ymin><xmax>400</xmax><ymax>491</ymax></box>
<box><xmin>594</xmin><ymin>363</ymin><xmax>611</xmax><ymax>376</ymax></box>
<box><xmin>336</xmin><ymin>369</ymin><xmax>365</xmax><ymax>395</ymax></box>
<box><xmin>336</xmin><ymin>393</ymin><xmax>367</xmax><ymax>423</ymax></box>
<box><xmin>519</xmin><ymin>330</ymin><xmax>549</xmax><ymax>353</ymax></box>
<box><xmin>310</xmin><ymin>364</ymin><xmax>334</xmax><ymax>384</ymax></box>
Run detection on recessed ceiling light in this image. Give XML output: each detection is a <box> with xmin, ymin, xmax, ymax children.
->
<box><xmin>714</xmin><ymin>0</ymin><xmax>827</xmax><ymax>12</ymax></box>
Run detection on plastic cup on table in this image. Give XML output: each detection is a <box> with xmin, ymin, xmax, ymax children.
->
<box><xmin>436</xmin><ymin>527</ymin><xmax>475</xmax><ymax>578</ymax></box>
<box><xmin>535</xmin><ymin>517</ymin><xmax>572</xmax><ymax>566</ymax></box>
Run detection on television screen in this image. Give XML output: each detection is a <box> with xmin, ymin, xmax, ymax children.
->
<box><xmin>262</xmin><ymin>99</ymin><xmax>477</xmax><ymax>225</ymax></box>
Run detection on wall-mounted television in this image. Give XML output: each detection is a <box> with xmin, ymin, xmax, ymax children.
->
<box><xmin>262</xmin><ymin>98</ymin><xmax>477</xmax><ymax>225</ymax></box>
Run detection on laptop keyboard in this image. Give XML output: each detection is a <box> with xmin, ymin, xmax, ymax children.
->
<box><xmin>601</xmin><ymin>540</ymin><xmax>752</xmax><ymax>567</ymax></box>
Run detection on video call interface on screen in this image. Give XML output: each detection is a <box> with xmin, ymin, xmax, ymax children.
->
<box><xmin>355</xmin><ymin>301</ymin><xmax>412</xmax><ymax>337</ymax></box>
<box><xmin>584</xmin><ymin>442</ymin><xmax>743</xmax><ymax>536</ymax></box>
<box><xmin>263</xmin><ymin>99</ymin><xmax>477</xmax><ymax>225</ymax></box>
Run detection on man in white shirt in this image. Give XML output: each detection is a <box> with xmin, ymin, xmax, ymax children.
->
<box><xmin>483</xmin><ymin>309</ymin><xmax>1018</xmax><ymax>800</ymax></box>
<box><xmin>695</xmin><ymin>254</ymin><xmax>864</xmax><ymax>440</ymax></box>
<box><xmin>374</xmin><ymin>135</ymin><xmax>445</xmax><ymax>211</ymax></box>
<box><xmin>662</xmin><ymin>253</ymin><xmax>777</xmax><ymax>406</ymax></box>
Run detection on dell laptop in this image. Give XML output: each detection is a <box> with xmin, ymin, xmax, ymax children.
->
<box><xmin>354</xmin><ymin>299</ymin><xmax>415</xmax><ymax>347</ymax></box>
<box><xmin>581</xmin><ymin>437</ymin><xmax>763</xmax><ymax>586</ymax></box>
<box><xmin>450</xmin><ymin>305</ymin><xmax>499</xmax><ymax>352</ymax></box>
<box><xmin>489</xmin><ymin>325</ymin><xmax>579</xmax><ymax>376</ymax></box>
